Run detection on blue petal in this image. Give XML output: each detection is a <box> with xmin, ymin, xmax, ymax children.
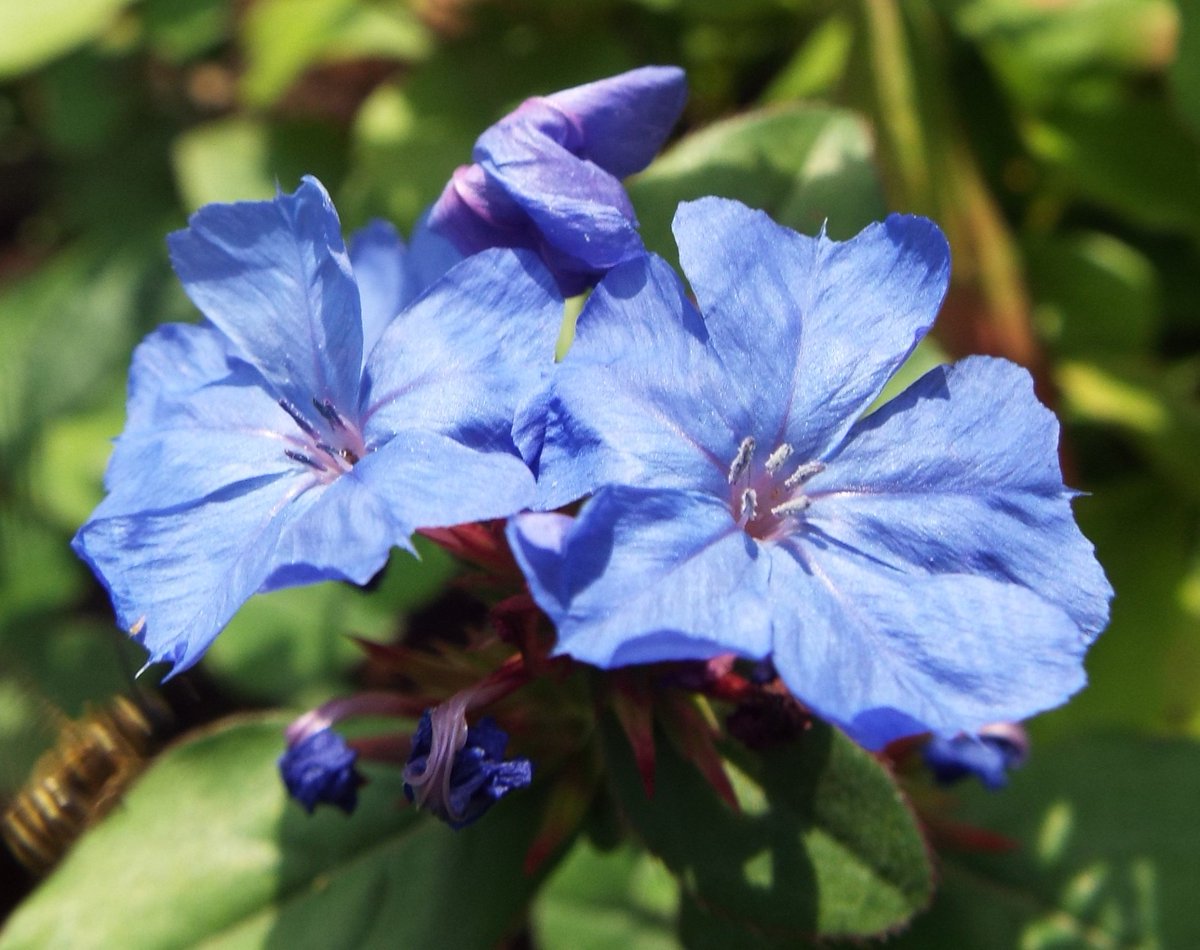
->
<box><xmin>349</xmin><ymin>219</ymin><xmax>413</xmax><ymax>366</ymax></box>
<box><xmin>355</xmin><ymin>429</ymin><xmax>536</xmax><ymax>534</ymax></box>
<box><xmin>260</xmin><ymin>465</ymin><xmax>405</xmax><ymax>592</ymax></box>
<box><xmin>98</xmin><ymin>369</ymin><xmax>301</xmax><ymax>515</ymax></box>
<box><xmin>72</xmin><ymin>475</ymin><xmax>304</xmax><ymax>674</ymax></box>
<box><xmin>809</xmin><ymin>356</ymin><xmax>1113</xmax><ymax>640</ymax></box>
<box><xmin>541</xmin><ymin>66</ymin><xmax>687</xmax><ymax>178</ymax></box>
<box><xmin>122</xmin><ymin>322</ymin><xmax>235</xmax><ymax>429</ymax></box>
<box><xmin>477</xmin><ymin>122</ymin><xmax>645</xmax><ymax>272</ymax></box>
<box><xmin>672</xmin><ymin>198</ymin><xmax>950</xmax><ymax>461</ymax></box>
<box><xmin>167</xmin><ymin>177</ymin><xmax>363</xmax><ymax>414</ymax></box>
<box><xmin>534</xmin><ymin>254</ymin><xmax>735</xmax><ymax>509</ymax></box>
<box><xmin>361</xmin><ymin>247</ymin><xmax>561</xmax><ymax>449</ymax></box>
<box><xmin>767</xmin><ymin>542</ymin><xmax>1088</xmax><ymax>749</ymax></box>
<box><xmin>509</xmin><ymin>487</ymin><xmax>774</xmax><ymax>667</ymax></box>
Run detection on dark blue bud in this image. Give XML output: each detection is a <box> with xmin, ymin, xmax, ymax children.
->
<box><xmin>279</xmin><ymin>728</ymin><xmax>364</xmax><ymax>814</ymax></box>
<box><xmin>403</xmin><ymin>711</ymin><xmax>533</xmax><ymax>830</ymax></box>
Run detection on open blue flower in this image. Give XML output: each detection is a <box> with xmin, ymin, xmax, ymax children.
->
<box><xmin>427</xmin><ymin>66</ymin><xmax>687</xmax><ymax>295</ymax></box>
<box><xmin>73</xmin><ymin>177</ymin><xmax>561</xmax><ymax>675</ymax></box>
<box><xmin>509</xmin><ymin>197</ymin><xmax>1112</xmax><ymax>750</ymax></box>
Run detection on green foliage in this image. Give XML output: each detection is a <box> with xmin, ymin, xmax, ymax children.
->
<box><xmin>533</xmin><ymin>843</ymin><xmax>679</xmax><ymax>950</ymax></box>
<box><xmin>0</xmin><ymin>0</ymin><xmax>138</xmax><ymax>78</ymax></box>
<box><xmin>602</xmin><ymin>718</ymin><xmax>933</xmax><ymax>941</ymax></box>
<box><xmin>0</xmin><ymin>715</ymin><xmax>560</xmax><ymax>949</ymax></box>
<box><xmin>891</xmin><ymin>734</ymin><xmax>1200</xmax><ymax>949</ymax></box>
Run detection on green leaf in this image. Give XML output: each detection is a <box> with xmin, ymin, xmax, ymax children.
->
<box><xmin>172</xmin><ymin>117</ymin><xmax>348</xmax><ymax>212</ymax></box>
<box><xmin>1058</xmin><ymin>359</ymin><xmax>1200</xmax><ymax>503</ymax></box>
<box><xmin>1169</xmin><ymin>0</ymin><xmax>1200</xmax><ymax>136</ymax></box>
<box><xmin>141</xmin><ymin>0</ymin><xmax>230</xmax><ymax>64</ymax></box>
<box><xmin>0</xmin><ymin>714</ymin><xmax>557</xmax><ymax>948</ymax></box>
<box><xmin>533</xmin><ymin>842</ymin><xmax>679</xmax><ymax>950</ymax></box>
<box><xmin>1026</xmin><ymin>230</ymin><xmax>1161</xmax><ymax>357</ymax></box>
<box><xmin>238</xmin><ymin>0</ymin><xmax>429</xmax><ymax>107</ymax></box>
<box><xmin>942</xmin><ymin>0</ymin><xmax>1179</xmax><ymax>111</ymax></box>
<box><xmin>628</xmin><ymin>104</ymin><xmax>885</xmax><ymax>267</ymax></box>
<box><xmin>1026</xmin><ymin>99</ymin><xmax>1200</xmax><ymax>234</ymax></box>
<box><xmin>1029</xmin><ymin>478</ymin><xmax>1200</xmax><ymax>741</ymax></box>
<box><xmin>601</xmin><ymin>717</ymin><xmax>932</xmax><ymax>941</ymax></box>
<box><xmin>890</xmin><ymin>734</ymin><xmax>1200</xmax><ymax>949</ymax></box>
<box><xmin>0</xmin><ymin>0</ymin><xmax>136</xmax><ymax>78</ymax></box>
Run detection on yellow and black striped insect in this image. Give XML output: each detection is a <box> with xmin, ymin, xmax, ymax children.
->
<box><xmin>1</xmin><ymin>692</ymin><xmax>171</xmax><ymax>876</ymax></box>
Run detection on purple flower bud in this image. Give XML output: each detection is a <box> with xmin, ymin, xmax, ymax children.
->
<box><xmin>279</xmin><ymin>728</ymin><xmax>364</xmax><ymax>814</ymax></box>
<box><xmin>427</xmin><ymin>66</ymin><xmax>687</xmax><ymax>294</ymax></box>
<box><xmin>403</xmin><ymin>702</ymin><xmax>533</xmax><ymax>829</ymax></box>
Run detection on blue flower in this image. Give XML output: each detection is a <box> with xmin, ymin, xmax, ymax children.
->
<box><xmin>427</xmin><ymin>66</ymin><xmax>687</xmax><ymax>295</ymax></box>
<box><xmin>403</xmin><ymin>705</ymin><xmax>533</xmax><ymax>829</ymax></box>
<box><xmin>72</xmin><ymin>177</ymin><xmax>561</xmax><ymax>675</ymax></box>
<box><xmin>923</xmin><ymin>723</ymin><xmax>1029</xmax><ymax>790</ymax></box>
<box><xmin>279</xmin><ymin>728</ymin><xmax>364</xmax><ymax>814</ymax></box>
<box><xmin>509</xmin><ymin>197</ymin><xmax>1112</xmax><ymax>750</ymax></box>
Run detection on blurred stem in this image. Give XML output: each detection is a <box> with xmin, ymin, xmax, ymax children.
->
<box><xmin>856</xmin><ymin>1</ymin><xmax>1051</xmax><ymax>401</ymax></box>
<box><xmin>860</xmin><ymin>0</ymin><xmax>930</xmax><ymax>205</ymax></box>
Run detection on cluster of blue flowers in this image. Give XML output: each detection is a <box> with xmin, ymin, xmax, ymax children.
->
<box><xmin>72</xmin><ymin>66</ymin><xmax>1111</xmax><ymax>822</ymax></box>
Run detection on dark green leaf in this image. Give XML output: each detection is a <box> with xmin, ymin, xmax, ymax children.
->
<box><xmin>533</xmin><ymin>842</ymin><xmax>679</xmax><ymax>950</ymax></box>
<box><xmin>1030</xmin><ymin>478</ymin><xmax>1200</xmax><ymax>741</ymax></box>
<box><xmin>0</xmin><ymin>714</ymin><xmax>557</xmax><ymax>948</ymax></box>
<box><xmin>1026</xmin><ymin>231</ymin><xmax>1161</xmax><ymax>357</ymax></box>
<box><xmin>602</xmin><ymin>716</ymin><xmax>932</xmax><ymax>941</ymax></box>
<box><xmin>890</xmin><ymin>734</ymin><xmax>1200</xmax><ymax>949</ymax></box>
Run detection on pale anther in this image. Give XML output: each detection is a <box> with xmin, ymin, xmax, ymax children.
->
<box><xmin>783</xmin><ymin>460</ymin><xmax>826</xmax><ymax>489</ymax></box>
<box><xmin>771</xmin><ymin>496</ymin><xmax>812</xmax><ymax>517</ymax></box>
<box><xmin>740</xmin><ymin>487</ymin><xmax>758</xmax><ymax>523</ymax></box>
<box><xmin>765</xmin><ymin>443</ymin><xmax>793</xmax><ymax>474</ymax></box>
<box><xmin>728</xmin><ymin>437</ymin><xmax>756</xmax><ymax>485</ymax></box>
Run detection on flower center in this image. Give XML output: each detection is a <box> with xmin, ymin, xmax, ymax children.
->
<box><xmin>278</xmin><ymin>396</ymin><xmax>367</xmax><ymax>485</ymax></box>
<box><xmin>726</xmin><ymin>436</ymin><xmax>824</xmax><ymax>542</ymax></box>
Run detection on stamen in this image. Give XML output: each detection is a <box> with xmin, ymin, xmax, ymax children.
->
<box><xmin>771</xmin><ymin>496</ymin><xmax>812</xmax><ymax>517</ymax></box>
<box><xmin>727</xmin><ymin>437</ymin><xmax>756</xmax><ymax>485</ymax></box>
<box><xmin>313</xmin><ymin>398</ymin><xmax>348</xmax><ymax>431</ymax></box>
<box><xmin>284</xmin><ymin>449</ymin><xmax>321</xmax><ymax>469</ymax></box>
<box><xmin>784</xmin><ymin>460</ymin><xmax>826</xmax><ymax>489</ymax></box>
<box><xmin>739</xmin><ymin>488</ymin><xmax>758</xmax><ymax>524</ymax></box>
<box><xmin>278</xmin><ymin>398</ymin><xmax>320</xmax><ymax>439</ymax></box>
<box><xmin>339</xmin><ymin>448</ymin><xmax>360</xmax><ymax>465</ymax></box>
<box><xmin>765</xmin><ymin>443</ymin><xmax>793</xmax><ymax>474</ymax></box>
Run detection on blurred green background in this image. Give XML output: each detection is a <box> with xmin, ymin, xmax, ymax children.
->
<box><xmin>0</xmin><ymin>0</ymin><xmax>1198</xmax><ymax>947</ymax></box>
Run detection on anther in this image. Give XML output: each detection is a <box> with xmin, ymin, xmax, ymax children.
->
<box><xmin>783</xmin><ymin>460</ymin><xmax>826</xmax><ymax>489</ymax></box>
<box><xmin>728</xmin><ymin>437</ymin><xmax>756</xmax><ymax>485</ymax></box>
<box><xmin>739</xmin><ymin>488</ymin><xmax>758</xmax><ymax>524</ymax></box>
<box><xmin>278</xmin><ymin>398</ymin><xmax>320</xmax><ymax>439</ymax></box>
<box><xmin>285</xmin><ymin>449</ymin><xmax>321</xmax><ymax>469</ymax></box>
<box><xmin>771</xmin><ymin>496</ymin><xmax>812</xmax><ymax>518</ymax></box>
<box><xmin>313</xmin><ymin>398</ymin><xmax>348</xmax><ymax>431</ymax></box>
<box><xmin>765</xmin><ymin>444</ymin><xmax>793</xmax><ymax>474</ymax></box>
